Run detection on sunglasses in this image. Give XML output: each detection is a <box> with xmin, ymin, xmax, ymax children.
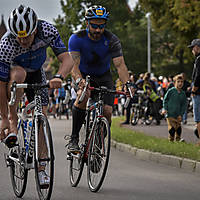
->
<box><xmin>89</xmin><ymin>22</ymin><xmax>106</xmax><ymax>29</ymax></box>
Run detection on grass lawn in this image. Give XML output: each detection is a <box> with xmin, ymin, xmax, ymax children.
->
<box><xmin>111</xmin><ymin>117</ymin><xmax>200</xmax><ymax>161</ymax></box>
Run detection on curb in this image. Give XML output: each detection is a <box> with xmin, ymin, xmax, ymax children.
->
<box><xmin>111</xmin><ymin>140</ymin><xmax>200</xmax><ymax>173</ymax></box>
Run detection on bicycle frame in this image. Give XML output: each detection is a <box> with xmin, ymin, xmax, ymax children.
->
<box><xmin>5</xmin><ymin>81</ymin><xmax>55</xmax><ymax>200</ymax></box>
<box><xmin>82</xmin><ymin>98</ymin><xmax>104</xmax><ymax>160</ymax></box>
<box><xmin>6</xmin><ymin>86</ymin><xmax>48</xmax><ymax>169</ymax></box>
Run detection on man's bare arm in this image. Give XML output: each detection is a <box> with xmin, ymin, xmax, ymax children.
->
<box><xmin>56</xmin><ymin>52</ymin><xmax>74</xmax><ymax>78</ymax></box>
<box><xmin>113</xmin><ymin>56</ymin><xmax>129</xmax><ymax>84</ymax></box>
<box><xmin>69</xmin><ymin>51</ymin><xmax>82</xmax><ymax>80</ymax></box>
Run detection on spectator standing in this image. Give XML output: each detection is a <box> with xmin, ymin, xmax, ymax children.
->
<box><xmin>188</xmin><ymin>39</ymin><xmax>200</xmax><ymax>144</ymax></box>
<box><xmin>121</xmin><ymin>72</ymin><xmax>136</xmax><ymax>124</ymax></box>
<box><xmin>162</xmin><ymin>74</ymin><xmax>187</xmax><ymax>142</ymax></box>
<box><xmin>143</xmin><ymin>73</ymin><xmax>162</xmax><ymax>125</ymax></box>
<box><xmin>181</xmin><ymin>73</ymin><xmax>191</xmax><ymax>124</ymax></box>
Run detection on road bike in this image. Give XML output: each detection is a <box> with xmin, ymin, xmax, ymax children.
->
<box><xmin>130</xmin><ymin>90</ymin><xmax>153</xmax><ymax>125</ymax></box>
<box><xmin>5</xmin><ymin>81</ymin><xmax>54</xmax><ymax>200</ymax></box>
<box><xmin>66</xmin><ymin>75</ymin><xmax>130</xmax><ymax>192</ymax></box>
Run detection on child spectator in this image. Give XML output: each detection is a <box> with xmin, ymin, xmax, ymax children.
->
<box><xmin>162</xmin><ymin>74</ymin><xmax>187</xmax><ymax>142</ymax></box>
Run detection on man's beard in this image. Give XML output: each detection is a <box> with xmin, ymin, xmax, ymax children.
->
<box><xmin>89</xmin><ymin>30</ymin><xmax>102</xmax><ymax>41</ymax></box>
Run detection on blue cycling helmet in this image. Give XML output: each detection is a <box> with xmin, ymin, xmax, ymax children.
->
<box><xmin>85</xmin><ymin>5</ymin><xmax>109</xmax><ymax>20</ymax></box>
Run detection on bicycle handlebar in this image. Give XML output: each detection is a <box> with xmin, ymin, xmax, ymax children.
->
<box><xmin>9</xmin><ymin>81</ymin><xmax>66</xmax><ymax>106</ymax></box>
<box><xmin>78</xmin><ymin>75</ymin><xmax>132</xmax><ymax>108</ymax></box>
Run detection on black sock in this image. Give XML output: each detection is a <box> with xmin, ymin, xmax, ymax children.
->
<box><xmin>194</xmin><ymin>129</ymin><xmax>199</xmax><ymax>139</ymax></box>
<box><xmin>71</xmin><ymin>105</ymin><xmax>86</xmax><ymax>141</ymax></box>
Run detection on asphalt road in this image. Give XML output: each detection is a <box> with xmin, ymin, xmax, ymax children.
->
<box><xmin>0</xmin><ymin>117</ymin><xmax>200</xmax><ymax>200</ymax></box>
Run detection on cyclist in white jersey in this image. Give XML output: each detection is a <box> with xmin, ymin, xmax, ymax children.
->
<box><xmin>0</xmin><ymin>5</ymin><xmax>73</xmax><ymax>184</ymax></box>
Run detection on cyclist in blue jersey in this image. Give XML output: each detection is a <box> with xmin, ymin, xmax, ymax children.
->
<box><xmin>0</xmin><ymin>5</ymin><xmax>73</xmax><ymax>185</ymax></box>
<box><xmin>67</xmin><ymin>5</ymin><xmax>131</xmax><ymax>151</ymax></box>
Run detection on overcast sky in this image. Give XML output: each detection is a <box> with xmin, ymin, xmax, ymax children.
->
<box><xmin>0</xmin><ymin>0</ymin><xmax>138</xmax><ymax>27</ymax></box>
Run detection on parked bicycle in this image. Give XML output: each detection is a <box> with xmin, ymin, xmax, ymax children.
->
<box><xmin>5</xmin><ymin>81</ymin><xmax>54</xmax><ymax>200</ymax></box>
<box><xmin>130</xmin><ymin>90</ymin><xmax>153</xmax><ymax>125</ymax></box>
<box><xmin>65</xmin><ymin>75</ymin><xmax>130</xmax><ymax>192</ymax></box>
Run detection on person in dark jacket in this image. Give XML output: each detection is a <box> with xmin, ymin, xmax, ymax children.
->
<box><xmin>180</xmin><ymin>73</ymin><xmax>191</xmax><ymax>124</ymax></box>
<box><xmin>188</xmin><ymin>39</ymin><xmax>200</xmax><ymax>145</ymax></box>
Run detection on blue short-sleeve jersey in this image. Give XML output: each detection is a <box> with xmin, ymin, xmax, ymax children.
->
<box><xmin>0</xmin><ymin>20</ymin><xmax>67</xmax><ymax>82</ymax></box>
<box><xmin>68</xmin><ymin>30</ymin><xmax>123</xmax><ymax>76</ymax></box>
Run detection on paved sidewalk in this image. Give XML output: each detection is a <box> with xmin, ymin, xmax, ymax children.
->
<box><xmin>112</xmin><ymin>114</ymin><xmax>200</xmax><ymax>173</ymax></box>
<box><xmin>121</xmin><ymin>114</ymin><xmax>198</xmax><ymax>145</ymax></box>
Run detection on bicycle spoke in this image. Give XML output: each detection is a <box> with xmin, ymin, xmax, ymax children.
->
<box><xmin>35</xmin><ymin>116</ymin><xmax>54</xmax><ymax>200</ymax></box>
<box><xmin>9</xmin><ymin>121</ymin><xmax>28</xmax><ymax>198</ymax></box>
<box><xmin>87</xmin><ymin>117</ymin><xmax>110</xmax><ymax>192</ymax></box>
<box><xmin>69</xmin><ymin>124</ymin><xmax>86</xmax><ymax>187</ymax></box>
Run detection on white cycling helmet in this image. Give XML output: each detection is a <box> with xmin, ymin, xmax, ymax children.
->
<box><xmin>8</xmin><ymin>5</ymin><xmax>38</xmax><ymax>38</ymax></box>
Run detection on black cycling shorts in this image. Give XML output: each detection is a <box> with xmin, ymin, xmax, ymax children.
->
<box><xmin>24</xmin><ymin>68</ymin><xmax>49</xmax><ymax>106</ymax></box>
<box><xmin>81</xmin><ymin>70</ymin><xmax>114</xmax><ymax>106</ymax></box>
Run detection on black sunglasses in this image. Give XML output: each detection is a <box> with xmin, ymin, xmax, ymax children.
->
<box><xmin>89</xmin><ymin>22</ymin><xmax>106</xmax><ymax>29</ymax></box>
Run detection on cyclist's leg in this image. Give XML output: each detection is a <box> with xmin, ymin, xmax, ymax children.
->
<box><xmin>103</xmin><ymin>105</ymin><xmax>112</xmax><ymax>125</ymax></box>
<box><xmin>25</xmin><ymin>68</ymin><xmax>49</xmax><ymax>170</ymax></box>
<box><xmin>101</xmin><ymin>73</ymin><xmax>114</xmax><ymax>125</ymax></box>
<box><xmin>37</xmin><ymin>69</ymin><xmax>49</xmax><ymax>170</ymax></box>
<box><xmin>0</xmin><ymin>82</ymin><xmax>10</xmax><ymax>141</ymax></box>
<box><xmin>68</xmin><ymin>88</ymin><xmax>88</xmax><ymax>150</ymax></box>
<box><xmin>5</xmin><ymin>66</ymin><xmax>26</xmax><ymax>147</ymax></box>
<box><xmin>0</xmin><ymin>63</ymin><xmax>10</xmax><ymax>141</ymax></box>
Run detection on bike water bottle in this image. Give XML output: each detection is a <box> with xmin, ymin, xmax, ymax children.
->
<box><xmin>23</xmin><ymin>120</ymin><xmax>29</xmax><ymax>153</ymax></box>
<box><xmin>27</xmin><ymin>120</ymin><xmax>33</xmax><ymax>166</ymax></box>
<box><xmin>28</xmin><ymin>121</ymin><xmax>32</xmax><ymax>135</ymax></box>
<box><xmin>25</xmin><ymin>120</ymin><xmax>32</xmax><ymax>145</ymax></box>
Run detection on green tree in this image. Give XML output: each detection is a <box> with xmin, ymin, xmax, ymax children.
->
<box><xmin>139</xmin><ymin>0</ymin><xmax>200</xmax><ymax>76</ymax></box>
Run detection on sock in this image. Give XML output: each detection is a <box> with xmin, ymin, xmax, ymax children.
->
<box><xmin>71</xmin><ymin>105</ymin><xmax>86</xmax><ymax>141</ymax></box>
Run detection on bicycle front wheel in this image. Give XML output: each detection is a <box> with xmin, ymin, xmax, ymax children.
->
<box><xmin>34</xmin><ymin>116</ymin><xmax>54</xmax><ymax>200</ymax></box>
<box><xmin>10</xmin><ymin>119</ymin><xmax>28</xmax><ymax>198</ymax></box>
<box><xmin>69</xmin><ymin>122</ymin><xmax>87</xmax><ymax>187</ymax></box>
<box><xmin>87</xmin><ymin>117</ymin><xmax>110</xmax><ymax>192</ymax></box>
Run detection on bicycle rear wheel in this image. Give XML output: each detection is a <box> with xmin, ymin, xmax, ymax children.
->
<box><xmin>10</xmin><ymin>119</ymin><xmax>28</xmax><ymax>198</ymax></box>
<box><xmin>144</xmin><ymin>106</ymin><xmax>153</xmax><ymax>125</ymax></box>
<box><xmin>34</xmin><ymin>116</ymin><xmax>54</xmax><ymax>200</ymax></box>
<box><xmin>87</xmin><ymin>117</ymin><xmax>110</xmax><ymax>192</ymax></box>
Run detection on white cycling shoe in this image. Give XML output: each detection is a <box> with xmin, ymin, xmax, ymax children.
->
<box><xmin>38</xmin><ymin>170</ymin><xmax>50</xmax><ymax>189</ymax></box>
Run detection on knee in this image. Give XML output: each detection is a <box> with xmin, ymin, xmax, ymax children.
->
<box><xmin>103</xmin><ymin>106</ymin><xmax>112</xmax><ymax>124</ymax></box>
<box><xmin>10</xmin><ymin>66</ymin><xmax>26</xmax><ymax>83</ymax></box>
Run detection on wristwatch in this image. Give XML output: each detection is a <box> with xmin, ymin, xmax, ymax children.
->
<box><xmin>53</xmin><ymin>74</ymin><xmax>64</xmax><ymax>81</ymax></box>
<box><xmin>76</xmin><ymin>77</ymin><xmax>82</xmax><ymax>85</ymax></box>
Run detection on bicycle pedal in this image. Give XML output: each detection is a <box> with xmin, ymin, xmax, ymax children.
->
<box><xmin>66</xmin><ymin>154</ymin><xmax>72</xmax><ymax>160</ymax></box>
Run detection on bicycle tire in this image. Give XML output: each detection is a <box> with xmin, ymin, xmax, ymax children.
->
<box><xmin>144</xmin><ymin>107</ymin><xmax>153</xmax><ymax>125</ymax></box>
<box><xmin>10</xmin><ymin>119</ymin><xmax>28</xmax><ymax>198</ymax></box>
<box><xmin>69</xmin><ymin>124</ymin><xmax>86</xmax><ymax>187</ymax></box>
<box><xmin>58</xmin><ymin>102</ymin><xmax>62</xmax><ymax>120</ymax></box>
<box><xmin>87</xmin><ymin>117</ymin><xmax>110</xmax><ymax>192</ymax></box>
<box><xmin>34</xmin><ymin>116</ymin><xmax>54</xmax><ymax>200</ymax></box>
<box><xmin>131</xmin><ymin>107</ymin><xmax>139</xmax><ymax>125</ymax></box>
